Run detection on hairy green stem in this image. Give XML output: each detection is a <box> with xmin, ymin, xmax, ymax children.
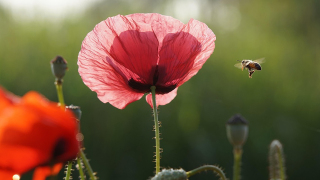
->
<box><xmin>269</xmin><ymin>140</ymin><xmax>286</xmax><ymax>180</ymax></box>
<box><xmin>233</xmin><ymin>148</ymin><xmax>242</xmax><ymax>180</ymax></box>
<box><xmin>277</xmin><ymin>147</ymin><xmax>285</xmax><ymax>180</ymax></box>
<box><xmin>151</xmin><ymin>86</ymin><xmax>160</xmax><ymax>174</ymax></box>
<box><xmin>80</xmin><ymin>149</ymin><xmax>96</xmax><ymax>180</ymax></box>
<box><xmin>54</xmin><ymin>80</ymin><xmax>72</xmax><ymax>180</ymax></box>
<box><xmin>55</xmin><ymin>80</ymin><xmax>65</xmax><ymax>107</ymax></box>
<box><xmin>186</xmin><ymin>165</ymin><xmax>227</xmax><ymax>180</ymax></box>
<box><xmin>65</xmin><ymin>161</ymin><xmax>73</xmax><ymax>180</ymax></box>
<box><xmin>77</xmin><ymin>157</ymin><xmax>85</xmax><ymax>180</ymax></box>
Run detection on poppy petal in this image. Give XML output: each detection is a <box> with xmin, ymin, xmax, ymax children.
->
<box><xmin>146</xmin><ymin>88</ymin><xmax>178</xmax><ymax>108</ymax></box>
<box><xmin>107</xmin><ymin>16</ymin><xmax>159</xmax><ymax>83</ymax></box>
<box><xmin>78</xmin><ymin>55</ymin><xmax>145</xmax><ymax>109</ymax></box>
<box><xmin>177</xmin><ymin>19</ymin><xmax>216</xmax><ymax>86</ymax></box>
<box><xmin>78</xmin><ymin>14</ymin><xmax>160</xmax><ymax>108</ymax></box>
<box><xmin>0</xmin><ymin>171</ymin><xmax>16</xmax><ymax>180</ymax></box>
<box><xmin>0</xmin><ymin>87</ymin><xmax>19</xmax><ymax>113</ymax></box>
<box><xmin>21</xmin><ymin>92</ymin><xmax>79</xmax><ymax>162</ymax></box>
<box><xmin>127</xmin><ymin>13</ymin><xmax>185</xmax><ymax>51</ymax></box>
<box><xmin>157</xmin><ymin>19</ymin><xmax>215</xmax><ymax>87</ymax></box>
<box><xmin>157</xmin><ymin>31</ymin><xmax>201</xmax><ymax>87</ymax></box>
<box><xmin>32</xmin><ymin>163</ymin><xmax>62</xmax><ymax>180</ymax></box>
<box><xmin>78</xmin><ymin>14</ymin><xmax>215</xmax><ymax>108</ymax></box>
<box><xmin>0</xmin><ymin>89</ymin><xmax>79</xmax><ymax>176</ymax></box>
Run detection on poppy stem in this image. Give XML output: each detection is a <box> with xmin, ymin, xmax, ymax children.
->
<box><xmin>186</xmin><ymin>165</ymin><xmax>227</xmax><ymax>180</ymax></box>
<box><xmin>54</xmin><ymin>81</ymin><xmax>73</xmax><ymax>180</ymax></box>
<box><xmin>65</xmin><ymin>161</ymin><xmax>73</xmax><ymax>180</ymax></box>
<box><xmin>233</xmin><ymin>147</ymin><xmax>242</xmax><ymax>180</ymax></box>
<box><xmin>150</xmin><ymin>86</ymin><xmax>161</xmax><ymax>174</ymax></box>
<box><xmin>55</xmin><ymin>80</ymin><xmax>65</xmax><ymax>107</ymax></box>
<box><xmin>80</xmin><ymin>149</ymin><xmax>97</xmax><ymax>180</ymax></box>
<box><xmin>77</xmin><ymin>157</ymin><xmax>85</xmax><ymax>180</ymax></box>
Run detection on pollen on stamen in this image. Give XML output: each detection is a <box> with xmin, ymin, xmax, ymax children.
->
<box><xmin>12</xmin><ymin>174</ymin><xmax>20</xmax><ymax>180</ymax></box>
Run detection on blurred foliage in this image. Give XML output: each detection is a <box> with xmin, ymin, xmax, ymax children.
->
<box><xmin>0</xmin><ymin>0</ymin><xmax>320</xmax><ymax>179</ymax></box>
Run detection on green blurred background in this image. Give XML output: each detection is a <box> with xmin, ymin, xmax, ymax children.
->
<box><xmin>0</xmin><ymin>0</ymin><xmax>320</xmax><ymax>179</ymax></box>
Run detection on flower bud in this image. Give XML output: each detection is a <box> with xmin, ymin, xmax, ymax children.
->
<box><xmin>66</xmin><ymin>105</ymin><xmax>82</xmax><ymax>120</ymax></box>
<box><xmin>66</xmin><ymin>105</ymin><xmax>83</xmax><ymax>144</ymax></box>
<box><xmin>151</xmin><ymin>168</ymin><xmax>188</xmax><ymax>180</ymax></box>
<box><xmin>50</xmin><ymin>56</ymin><xmax>68</xmax><ymax>81</ymax></box>
<box><xmin>269</xmin><ymin>140</ymin><xmax>286</xmax><ymax>180</ymax></box>
<box><xmin>226</xmin><ymin>114</ymin><xmax>248</xmax><ymax>148</ymax></box>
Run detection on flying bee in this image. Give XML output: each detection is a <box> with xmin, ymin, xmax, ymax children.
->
<box><xmin>234</xmin><ymin>58</ymin><xmax>265</xmax><ymax>78</ymax></box>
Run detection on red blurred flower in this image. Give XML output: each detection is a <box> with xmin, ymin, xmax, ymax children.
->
<box><xmin>0</xmin><ymin>87</ymin><xmax>79</xmax><ymax>180</ymax></box>
<box><xmin>78</xmin><ymin>13</ymin><xmax>216</xmax><ymax>109</ymax></box>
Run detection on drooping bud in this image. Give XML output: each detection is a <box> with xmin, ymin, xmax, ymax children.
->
<box><xmin>151</xmin><ymin>169</ymin><xmax>188</xmax><ymax>180</ymax></box>
<box><xmin>226</xmin><ymin>114</ymin><xmax>249</xmax><ymax>149</ymax></box>
<box><xmin>50</xmin><ymin>56</ymin><xmax>68</xmax><ymax>81</ymax></box>
<box><xmin>269</xmin><ymin>140</ymin><xmax>286</xmax><ymax>180</ymax></box>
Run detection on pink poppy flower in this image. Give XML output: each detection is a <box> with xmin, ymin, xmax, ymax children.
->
<box><xmin>78</xmin><ymin>13</ymin><xmax>216</xmax><ymax>109</ymax></box>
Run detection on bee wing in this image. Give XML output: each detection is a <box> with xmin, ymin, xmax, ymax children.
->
<box><xmin>234</xmin><ymin>63</ymin><xmax>242</xmax><ymax>69</ymax></box>
<box><xmin>253</xmin><ymin>58</ymin><xmax>265</xmax><ymax>64</ymax></box>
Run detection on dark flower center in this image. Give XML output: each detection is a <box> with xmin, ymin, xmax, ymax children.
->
<box><xmin>128</xmin><ymin>65</ymin><xmax>176</xmax><ymax>94</ymax></box>
<box><xmin>53</xmin><ymin>138</ymin><xmax>66</xmax><ymax>158</ymax></box>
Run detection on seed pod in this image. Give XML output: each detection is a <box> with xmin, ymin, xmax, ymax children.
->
<box><xmin>226</xmin><ymin>114</ymin><xmax>249</xmax><ymax>148</ymax></box>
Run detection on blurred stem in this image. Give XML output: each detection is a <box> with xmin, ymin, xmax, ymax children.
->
<box><xmin>80</xmin><ymin>149</ymin><xmax>96</xmax><ymax>180</ymax></box>
<box><xmin>77</xmin><ymin>157</ymin><xmax>85</xmax><ymax>180</ymax></box>
<box><xmin>54</xmin><ymin>79</ymin><xmax>72</xmax><ymax>180</ymax></box>
<box><xmin>233</xmin><ymin>147</ymin><xmax>243</xmax><ymax>180</ymax></box>
<box><xmin>65</xmin><ymin>161</ymin><xmax>73</xmax><ymax>180</ymax></box>
<box><xmin>151</xmin><ymin>86</ymin><xmax>160</xmax><ymax>174</ymax></box>
<box><xmin>55</xmin><ymin>80</ymin><xmax>65</xmax><ymax>107</ymax></box>
<box><xmin>276</xmin><ymin>146</ymin><xmax>285</xmax><ymax>180</ymax></box>
<box><xmin>186</xmin><ymin>165</ymin><xmax>227</xmax><ymax>180</ymax></box>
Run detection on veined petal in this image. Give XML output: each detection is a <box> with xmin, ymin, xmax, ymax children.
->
<box><xmin>78</xmin><ymin>13</ymin><xmax>216</xmax><ymax>109</ymax></box>
<box><xmin>146</xmin><ymin>88</ymin><xmax>178</xmax><ymax>108</ymax></box>
<box><xmin>157</xmin><ymin>19</ymin><xmax>215</xmax><ymax>87</ymax></box>
<box><xmin>78</xmin><ymin>14</ymin><xmax>162</xmax><ymax>108</ymax></box>
<box><xmin>128</xmin><ymin>13</ymin><xmax>185</xmax><ymax>51</ymax></box>
<box><xmin>157</xmin><ymin>31</ymin><xmax>202</xmax><ymax>87</ymax></box>
<box><xmin>177</xmin><ymin>19</ymin><xmax>216</xmax><ymax>85</ymax></box>
<box><xmin>79</xmin><ymin>14</ymin><xmax>158</xmax><ymax>85</ymax></box>
<box><xmin>78</xmin><ymin>55</ymin><xmax>144</xmax><ymax>109</ymax></box>
<box><xmin>96</xmin><ymin>80</ymin><xmax>145</xmax><ymax>109</ymax></box>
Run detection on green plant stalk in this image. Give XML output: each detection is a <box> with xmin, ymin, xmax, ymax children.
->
<box><xmin>186</xmin><ymin>165</ymin><xmax>227</xmax><ymax>180</ymax></box>
<box><xmin>233</xmin><ymin>147</ymin><xmax>242</xmax><ymax>180</ymax></box>
<box><xmin>65</xmin><ymin>161</ymin><xmax>73</xmax><ymax>180</ymax></box>
<box><xmin>77</xmin><ymin>157</ymin><xmax>85</xmax><ymax>180</ymax></box>
<box><xmin>151</xmin><ymin>86</ymin><xmax>160</xmax><ymax>174</ymax></box>
<box><xmin>54</xmin><ymin>79</ymin><xmax>95</xmax><ymax>179</ymax></box>
<box><xmin>276</xmin><ymin>147</ymin><xmax>285</xmax><ymax>180</ymax></box>
<box><xmin>55</xmin><ymin>80</ymin><xmax>65</xmax><ymax>107</ymax></box>
<box><xmin>80</xmin><ymin>149</ymin><xmax>97</xmax><ymax>180</ymax></box>
<box><xmin>54</xmin><ymin>80</ymin><xmax>72</xmax><ymax>180</ymax></box>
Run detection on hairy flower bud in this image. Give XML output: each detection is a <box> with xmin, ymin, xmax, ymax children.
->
<box><xmin>51</xmin><ymin>56</ymin><xmax>68</xmax><ymax>81</ymax></box>
<box><xmin>269</xmin><ymin>140</ymin><xmax>286</xmax><ymax>180</ymax></box>
<box><xmin>151</xmin><ymin>169</ymin><xmax>188</xmax><ymax>180</ymax></box>
<box><xmin>226</xmin><ymin>114</ymin><xmax>249</xmax><ymax>148</ymax></box>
